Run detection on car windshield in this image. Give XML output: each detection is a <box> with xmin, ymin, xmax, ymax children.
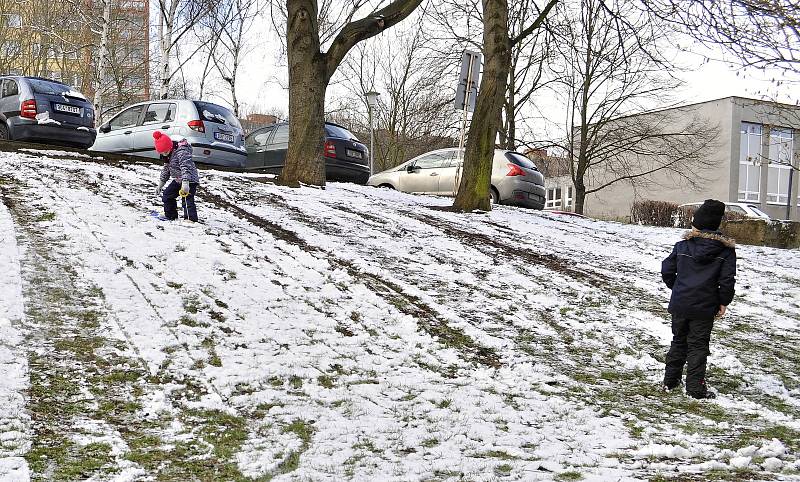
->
<box><xmin>194</xmin><ymin>101</ymin><xmax>241</xmax><ymax>128</ymax></box>
<box><xmin>747</xmin><ymin>205</ymin><xmax>770</xmax><ymax>218</ymax></box>
<box><xmin>27</xmin><ymin>78</ymin><xmax>72</xmax><ymax>95</ymax></box>
<box><xmin>506</xmin><ymin>152</ymin><xmax>538</xmax><ymax>170</ymax></box>
<box><xmin>325</xmin><ymin>124</ymin><xmax>359</xmax><ymax>141</ymax></box>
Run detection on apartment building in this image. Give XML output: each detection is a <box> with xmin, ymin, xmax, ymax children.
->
<box><xmin>0</xmin><ymin>0</ymin><xmax>149</xmax><ymax>114</ymax></box>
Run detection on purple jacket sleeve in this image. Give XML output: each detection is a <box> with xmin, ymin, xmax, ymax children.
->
<box><xmin>159</xmin><ymin>163</ymin><xmax>170</xmax><ymax>184</ymax></box>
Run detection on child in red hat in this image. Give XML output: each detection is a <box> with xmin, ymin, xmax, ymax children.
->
<box><xmin>153</xmin><ymin>131</ymin><xmax>200</xmax><ymax>222</ymax></box>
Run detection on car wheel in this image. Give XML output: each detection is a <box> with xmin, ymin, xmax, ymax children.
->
<box><xmin>0</xmin><ymin>123</ymin><xmax>9</xmax><ymax>141</ymax></box>
<box><xmin>489</xmin><ymin>188</ymin><xmax>499</xmax><ymax>205</ymax></box>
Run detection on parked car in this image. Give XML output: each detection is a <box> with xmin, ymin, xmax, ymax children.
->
<box><xmin>90</xmin><ymin>99</ymin><xmax>246</xmax><ymax>168</ymax></box>
<box><xmin>678</xmin><ymin>201</ymin><xmax>771</xmax><ymax>221</ymax></box>
<box><xmin>673</xmin><ymin>201</ymin><xmax>771</xmax><ymax>228</ymax></box>
<box><xmin>0</xmin><ymin>76</ymin><xmax>96</xmax><ymax>148</ymax></box>
<box><xmin>367</xmin><ymin>148</ymin><xmax>546</xmax><ymax>209</ymax></box>
<box><xmin>245</xmin><ymin>121</ymin><xmax>370</xmax><ymax>184</ymax></box>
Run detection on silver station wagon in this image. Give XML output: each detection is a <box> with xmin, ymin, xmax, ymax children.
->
<box><xmin>367</xmin><ymin>148</ymin><xmax>546</xmax><ymax>209</ymax></box>
<box><xmin>90</xmin><ymin>99</ymin><xmax>246</xmax><ymax>167</ymax></box>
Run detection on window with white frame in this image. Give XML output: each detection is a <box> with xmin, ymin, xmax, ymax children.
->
<box><xmin>565</xmin><ymin>186</ymin><xmax>574</xmax><ymax>209</ymax></box>
<box><xmin>738</xmin><ymin>122</ymin><xmax>762</xmax><ymax>202</ymax></box>
<box><xmin>545</xmin><ymin>188</ymin><xmax>557</xmax><ymax>209</ymax></box>
<box><xmin>1</xmin><ymin>41</ymin><xmax>20</xmax><ymax>57</ymax></box>
<box><xmin>545</xmin><ymin>187</ymin><xmax>563</xmax><ymax>209</ymax></box>
<box><xmin>767</xmin><ymin>127</ymin><xmax>794</xmax><ymax>204</ymax></box>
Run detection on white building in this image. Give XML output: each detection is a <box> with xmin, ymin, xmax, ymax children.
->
<box><xmin>545</xmin><ymin>97</ymin><xmax>800</xmax><ymax>221</ymax></box>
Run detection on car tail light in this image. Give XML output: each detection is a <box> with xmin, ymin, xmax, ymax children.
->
<box><xmin>188</xmin><ymin>120</ymin><xmax>205</xmax><ymax>133</ymax></box>
<box><xmin>20</xmin><ymin>99</ymin><xmax>37</xmax><ymax>119</ymax></box>
<box><xmin>324</xmin><ymin>140</ymin><xmax>337</xmax><ymax>158</ymax></box>
<box><xmin>506</xmin><ymin>163</ymin><xmax>525</xmax><ymax>177</ymax></box>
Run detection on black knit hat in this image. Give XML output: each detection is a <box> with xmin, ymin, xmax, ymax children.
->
<box><xmin>692</xmin><ymin>199</ymin><xmax>726</xmax><ymax>231</ymax></box>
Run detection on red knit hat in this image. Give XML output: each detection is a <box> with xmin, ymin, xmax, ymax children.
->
<box><xmin>153</xmin><ymin>131</ymin><xmax>173</xmax><ymax>154</ymax></box>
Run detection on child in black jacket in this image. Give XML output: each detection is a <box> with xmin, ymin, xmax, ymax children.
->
<box><xmin>661</xmin><ymin>199</ymin><xmax>736</xmax><ymax>399</ymax></box>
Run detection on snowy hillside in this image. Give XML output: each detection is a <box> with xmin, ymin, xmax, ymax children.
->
<box><xmin>1</xmin><ymin>149</ymin><xmax>799</xmax><ymax>481</ymax></box>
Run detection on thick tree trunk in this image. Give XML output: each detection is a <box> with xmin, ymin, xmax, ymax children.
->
<box><xmin>282</xmin><ymin>0</ymin><xmax>423</xmax><ymax>187</ymax></box>
<box><xmin>453</xmin><ymin>0</ymin><xmax>511</xmax><ymax>212</ymax></box>
<box><xmin>282</xmin><ymin>0</ymin><xmax>327</xmax><ymax>187</ymax></box>
<box><xmin>574</xmin><ymin>181</ymin><xmax>587</xmax><ymax>214</ymax></box>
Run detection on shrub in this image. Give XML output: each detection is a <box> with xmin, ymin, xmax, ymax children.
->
<box><xmin>630</xmin><ymin>200</ymin><xmax>680</xmax><ymax>227</ymax></box>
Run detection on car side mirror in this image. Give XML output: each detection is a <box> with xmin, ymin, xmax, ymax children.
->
<box><xmin>406</xmin><ymin>164</ymin><xmax>418</xmax><ymax>173</ymax></box>
<box><xmin>100</xmin><ymin>123</ymin><xmax>111</xmax><ymax>133</ymax></box>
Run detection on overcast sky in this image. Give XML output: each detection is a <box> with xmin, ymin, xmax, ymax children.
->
<box><xmin>166</xmin><ymin>6</ymin><xmax>797</xmax><ymax>135</ymax></box>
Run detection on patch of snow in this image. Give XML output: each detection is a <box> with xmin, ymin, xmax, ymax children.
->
<box><xmin>35</xmin><ymin>111</ymin><xmax>61</xmax><ymax>126</ymax></box>
<box><xmin>735</xmin><ymin>445</ymin><xmax>759</xmax><ymax>457</ymax></box>
<box><xmin>1</xmin><ymin>152</ymin><xmax>799</xmax><ymax>479</ymax></box>
<box><xmin>633</xmin><ymin>443</ymin><xmax>693</xmax><ymax>459</ymax></box>
<box><xmin>757</xmin><ymin>438</ymin><xmax>787</xmax><ymax>458</ymax></box>
<box><xmin>729</xmin><ymin>456</ymin><xmax>751</xmax><ymax>469</ymax></box>
<box><xmin>63</xmin><ymin>90</ymin><xmax>87</xmax><ymax>101</ymax></box>
<box><xmin>762</xmin><ymin>457</ymin><xmax>783</xmax><ymax>472</ymax></box>
<box><xmin>77</xmin><ymin>126</ymin><xmax>90</xmax><ymax>132</ymax></box>
<box><xmin>0</xmin><ymin>202</ymin><xmax>30</xmax><ymax>479</ymax></box>
<box><xmin>19</xmin><ymin>148</ymin><xmax>92</xmax><ymax>159</ymax></box>
<box><xmin>614</xmin><ymin>353</ymin><xmax>661</xmax><ymax>371</ymax></box>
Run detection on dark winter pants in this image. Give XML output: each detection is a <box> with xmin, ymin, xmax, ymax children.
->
<box><xmin>664</xmin><ymin>315</ymin><xmax>714</xmax><ymax>394</ymax></box>
<box><xmin>163</xmin><ymin>181</ymin><xmax>199</xmax><ymax>221</ymax></box>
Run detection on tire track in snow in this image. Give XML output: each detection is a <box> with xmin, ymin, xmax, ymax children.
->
<box><xmin>201</xmin><ymin>188</ymin><xmax>502</xmax><ymax>369</ymax></box>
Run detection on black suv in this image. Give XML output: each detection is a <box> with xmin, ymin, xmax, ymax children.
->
<box><xmin>0</xmin><ymin>76</ymin><xmax>96</xmax><ymax>148</ymax></box>
<box><xmin>245</xmin><ymin>121</ymin><xmax>370</xmax><ymax>184</ymax></box>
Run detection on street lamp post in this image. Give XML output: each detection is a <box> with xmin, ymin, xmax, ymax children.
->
<box><xmin>365</xmin><ymin>91</ymin><xmax>380</xmax><ymax>175</ymax></box>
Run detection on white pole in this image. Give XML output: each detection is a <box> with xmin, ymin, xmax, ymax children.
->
<box><xmin>369</xmin><ymin>103</ymin><xmax>374</xmax><ymax>175</ymax></box>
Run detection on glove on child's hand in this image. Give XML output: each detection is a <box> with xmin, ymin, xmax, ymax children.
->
<box><xmin>180</xmin><ymin>180</ymin><xmax>190</xmax><ymax>197</ymax></box>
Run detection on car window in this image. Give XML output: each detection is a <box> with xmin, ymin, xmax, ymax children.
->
<box><xmin>193</xmin><ymin>101</ymin><xmax>241</xmax><ymax>128</ymax></box>
<box><xmin>414</xmin><ymin>152</ymin><xmax>450</xmax><ymax>169</ymax></box>
<box><xmin>247</xmin><ymin>127</ymin><xmax>273</xmax><ymax>149</ymax></box>
<box><xmin>747</xmin><ymin>205</ymin><xmax>770</xmax><ymax>218</ymax></box>
<box><xmin>27</xmin><ymin>78</ymin><xmax>71</xmax><ymax>95</ymax></box>
<box><xmin>726</xmin><ymin>205</ymin><xmax>747</xmax><ymax>215</ymax></box>
<box><xmin>325</xmin><ymin>124</ymin><xmax>359</xmax><ymax>141</ymax></box>
<box><xmin>1</xmin><ymin>79</ymin><xmax>18</xmax><ymax>97</ymax></box>
<box><xmin>108</xmin><ymin>105</ymin><xmax>143</xmax><ymax>130</ymax></box>
<box><xmin>506</xmin><ymin>152</ymin><xmax>538</xmax><ymax>170</ymax></box>
<box><xmin>446</xmin><ymin>151</ymin><xmax>464</xmax><ymax>167</ymax></box>
<box><xmin>271</xmin><ymin>125</ymin><xmax>288</xmax><ymax>145</ymax></box>
<box><xmin>142</xmin><ymin>103</ymin><xmax>176</xmax><ymax>124</ymax></box>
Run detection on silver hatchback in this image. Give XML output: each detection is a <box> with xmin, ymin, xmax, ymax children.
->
<box><xmin>90</xmin><ymin>99</ymin><xmax>246</xmax><ymax>168</ymax></box>
<box><xmin>367</xmin><ymin>148</ymin><xmax>546</xmax><ymax>209</ymax></box>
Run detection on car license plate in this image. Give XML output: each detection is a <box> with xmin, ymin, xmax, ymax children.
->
<box><xmin>54</xmin><ymin>103</ymin><xmax>81</xmax><ymax>115</ymax></box>
<box><xmin>214</xmin><ymin>132</ymin><xmax>234</xmax><ymax>143</ymax></box>
<box><xmin>346</xmin><ymin>149</ymin><xmax>362</xmax><ymax>159</ymax></box>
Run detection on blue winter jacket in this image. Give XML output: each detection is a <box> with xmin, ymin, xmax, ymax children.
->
<box><xmin>661</xmin><ymin>229</ymin><xmax>736</xmax><ymax>320</ymax></box>
<box><xmin>159</xmin><ymin>139</ymin><xmax>199</xmax><ymax>184</ymax></box>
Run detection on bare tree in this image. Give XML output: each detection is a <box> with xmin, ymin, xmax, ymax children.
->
<box><xmin>645</xmin><ymin>0</ymin><xmax>800</xmax><ymax>85</ymax></box>
<box><xmin>211</xmin><ymin>0</ymin><xmax>262</xmax><ymax>116</ymax></box>
<box><xmin>553</xmin><ymin>0</ymin><xmax>719</xmax><ymax>214</ymax></box>
<box><xmin>156</xmin><ymin>0</ymin><xmax>216</xmax><ymax>98</ymax></box>
<box><xmin>336</xmin><ymin>20</ymin><xmax>458</xmax><ymax>171</ymax></box>
<box><xmin>279</xmin><ymin>0</ymin><xmax>425</xmax><ymax>186</ymax></box>
<box><xmin>451</xmin><ymin>0</ymin><xmax>557</xmax><ymax>212</ymax></box>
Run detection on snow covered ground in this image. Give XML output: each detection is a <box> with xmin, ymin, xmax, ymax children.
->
<box><xmin>0</xmin><ymin>149</ymin><xmax>799</xmax><ymax>481</ymax></box>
